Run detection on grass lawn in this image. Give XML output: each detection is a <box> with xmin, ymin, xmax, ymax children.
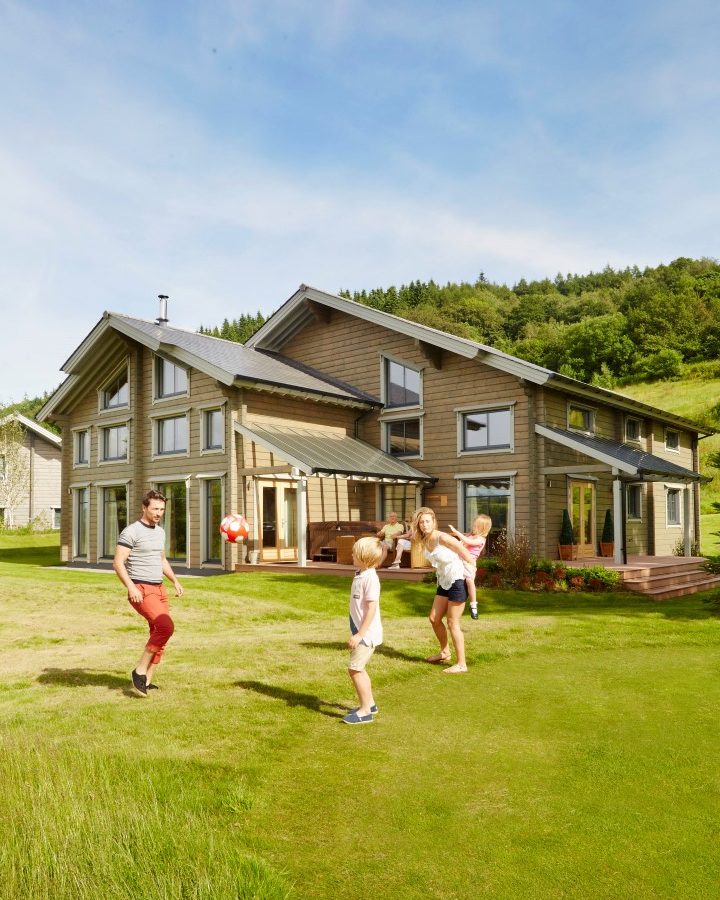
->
<box><xmin>1</xmin><ymin>533</ymin><xmax>720</xmax><ymax>899</ymax></box>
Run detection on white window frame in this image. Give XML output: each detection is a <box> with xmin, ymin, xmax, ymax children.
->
<box><xmin>200</xmin><ymin>405</ymin><xmax>225</xmax><ymax>454</ymax></box>
<box><xmin>154</xmin><ymin>412</ymin><xmax>190</xmax><ymax>458</ymax></box>
<box><xmin>381</xmin><ymin>354</ymin><xmax>423</xmax><ymax>410</ymax></box>
<box><xmin>665</xmin><ymin>485</ymin><xmax>682</xmax><ymax>527</ymax></box>
<box><xmin>98</xmin><ymin>420</ymin><xmax>130</xmax><ymax>464</ymax></box>
<box><xmin>197</xmin><ymin>472</ymin><xmax>226</xmax><ymax>566</ymax></box>
<box><xmin>455</xmin><ymin>402</ymin><xmax>515</xmax><ymax>456</ymax></box>
<box><xmin>626</xmin><ymin>483</ymin><xmax>643</xmax><ymax>522</ymax></box>
<box><xmin>455</xmin><ymin>471</ymin><xmax>517</xmax><ymax>534</ymax></box>
<box><xmin>567</xmin><ymin>402</ymin><xmax>596</xmax><ymax>435</ymax></box>
<box><xmin>665</xmin><ymin>429</ymin><xmax>680</xmax><ymax>453</ymax></box>
<box><xmin>72</xmin><ymin>426</ymin><xmax>90</xmax><ymax>468</ymax></box>
<box><xmin>98</xmin><ymin>362</ymin><xmax>130</xmax><ymax>414</ymax></box>
<box><xmin>51</xmin><ymin>507</ymin><xmax>61</xmax><ymax>530</ymax></box>
<box><xmin>624</xmin><ymin>416</ymin><xmax>642</xmax><ymax>443</ymax></box>
<box><xmin>153</xmin><ymin>354</ymin><xmax>190</xmax><ymax>402</ymax></box>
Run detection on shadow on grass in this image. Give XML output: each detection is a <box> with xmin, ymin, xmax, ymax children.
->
<box><xmin>37</xmin><ymin>668</ymin><xmax>136</xmax><ymax>697</ymax></box>
<box><xmin>235</xmin><ymin>680</ymin><xmax>347</xmax><ymax>718</ymax></box>
<box><xmin>301</xmin><ymin>640</ymin><xmax>427</xmax><ymax>663</ymax></box>
<box><xmin>0</xmin><ymin>547</ymin><xmax>63</xmax><ymax>567</ymax></box>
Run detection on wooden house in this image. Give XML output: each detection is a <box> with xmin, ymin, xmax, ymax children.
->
<box><xmin>0</xmin><ymin>413</ymin><xmax>62</xmax><ymax>529</ymax></box>
<box><xmin>37</xmin><ymin>286</ymin><xmax>710</xmax><ymax>572</ymax></box>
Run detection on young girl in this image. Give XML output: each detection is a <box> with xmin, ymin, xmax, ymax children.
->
<box><xmin>411</xmin><ymin>506</ymin><xmax>473</xmax><ymax>674</ymax></box>
<box><xmin>448</xmin><ymin>514</ymin><xmax>492</xmax><ymax>620</ymax></box>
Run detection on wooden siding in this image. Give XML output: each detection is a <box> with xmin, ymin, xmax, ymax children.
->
<box><xmin>5</xmin><ymin>430</ymin><xmax>62</xmax><ymax>527</ymax></box>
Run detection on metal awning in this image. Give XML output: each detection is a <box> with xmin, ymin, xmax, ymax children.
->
<box><xmin>536</xmin><ymin>424</ymin><xmax>708</xmax><ymax>482</ymax></box>
<box><xmin>234</xmin><ymin>421</ymin><xmax>436</xmax><ymax>484</ymax></box>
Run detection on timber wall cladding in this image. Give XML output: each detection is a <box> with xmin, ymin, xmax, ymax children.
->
<box><xmin>280</xmin><ymin>309</ymin><xmax>532</xmax><ymax>529</ymax></box>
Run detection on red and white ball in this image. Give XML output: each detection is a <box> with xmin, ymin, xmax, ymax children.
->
<box><xmin>219</xmin><ymin>513</ymin><xmax>249</xmax><ymax>543</ymax></box>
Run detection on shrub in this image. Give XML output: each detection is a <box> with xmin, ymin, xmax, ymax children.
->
<box><xmin>494</xmin><ymin>528</ymin><xmax>532</xmax><ymax>582</ymax></box>
<box><xmin>672</xmin><ymin>537</ymin><xmax>701</xmax><ymax>557</ymax></box>
<box><xmin>559</xmin><ymin>509</ymin><xmax>575</xmax><ymax>545</ymax></box>
<box><xmin>601</xmin><ymin>509</ymin><xmax>614</xmax><ymax>543</ymax></box>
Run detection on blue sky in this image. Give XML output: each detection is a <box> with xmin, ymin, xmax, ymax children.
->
<box><xmin>1</xmin><ymin>0</ymin><xmax>719</xmax><ymax>402</ymax></box>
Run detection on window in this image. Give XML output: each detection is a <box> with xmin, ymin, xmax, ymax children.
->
<box><xmin>203</xmin><ymin>408</ymin><xmax>223</xmax><ymax>451</ymax></box>
<box><xmin>462</xmin><ymin>477</ymin><xmax>512</xmax><ymax>553</ymax></box>
<box><xmin>102</xmin><ymin>486</ymin><xmax>127</xmax><ymax>557</ymax></box>
<box><xmin>384</xmin><ymin>359</ymin><xmax>421</xmax><ymax>408</ymax></box>
<box><xmin>625</xmin><ymin>418</ymin><xmax>642</xmax><ymax>442</ymax></box>
<box><xmin>157</xmin><ymin>481</ymin><xmax>187</xmax><ymax>561</ymax></box>
<box><xmin>666</xmin><ymin>488</ymin><xmax>681</xmax><ymax>526</ymax></box>
<box><xmin>51</xmin><ymin>507</ymin><xmax>61</xmax><ymax>530</ymax></box>
<box><xmin>101</xmin><ymin>424</ymin><xmax>128</xmax><ymax>461</ymax></box>
<box><xmin>568</xmin><ymin>404</ymin><xmax>594</xmax><ymax>433</ymax></box>
<box><xmin>0</xmin><ymin>507</ymin><xmax>5</xmax><ymax>526</ymax></box>
<box><xmin>203</xmin><ymin>478</ymin><xmax>223</xmax><ymax>563</ymax></box>
<box><xmin>102</xmin><ymin>370</ymin><xmax>129</xmax><ymax>409</ymax></box>
<box><xmin>385</xmin><ymin>419</ymin><xmax>421</xmax><ymax>457</ymax></box>
<box><xmin>75</xmin><ymin>430</ymin><xmax>89</xmax><ymax>465</ymax></box>
<box><xmin>156</xmin><ymin>357</ymin><xmax>188</xmax><ymax>398</ymax></box>
<box><xmin>157</xmin><ymin>415</ymin><xmax>188</xmax><ymax>455</ymax></box>
<box><xmin>381</xmin><ymin>485</ymin><xmax>415</xmax><ymax>523</ymax></box>
<box><xmin>74</xmin><ymin>487</ymin><xmax>89</xmax><ymax>557</ymax></box>
<box><xmin>0</xmin><ymin>454</ymin><xmax>5</xmax><ymax>481</ymax></box>
<box><xmin>627</xmin><ymin>484</ymin><xmax>642</xmax><ymax>520</ymax></box>
<box><xmin>666</xmin><ymin>430</ymin><xmax>680</xmax><ymax>451</ymax></box>
<box><xmin>460</xmin><ymin>408</ymin><xmax>512</xmax><ymax>453</ymax></box>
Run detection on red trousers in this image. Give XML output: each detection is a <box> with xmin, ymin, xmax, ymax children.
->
<box><xmin>129</xmin><ymin>583</ymin><xmax>175</xmax><ymax>665</ymax></box>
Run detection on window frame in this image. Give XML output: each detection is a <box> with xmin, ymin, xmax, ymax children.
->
<box><xmin>666</xmin><ymin>486</ymin><xmax>682</xmax><ymax>527</ymax></box>
<box><xmin>98</xmin><ymin>483</ymin><xmax>129</xmax><ymax>559</ymax></box>
<box><xmin>155</xmin><ymin>413</ymin><xmax>189</xmax><ymax>457</ymax></box>
<box><xmin>626</xmin><ymin>483</ymin><xmax>643</xmax><ymax>521</ymax></box>
<box><xmin>72</xmin><ymin>485</ymin><xmax>90</xmax><ymax>559</ymax></box>
<box><xmin>567</xmin><ymin>402</ymin><xmax>596</xmax><ymax>435</ymax></box>
<box><xmin>72</xmin><ymin>427</ymin><xmax>90</xmax><ymax>467</ymax></box>
<box><xmin>98</xmin><ymin>421</ymin><xmax>129</xmax><ymax>464</ymax></box>
<box><xmin>456</xmin><ymin>402</ymin><xmax>515</xmax><ymax>456</ymax></box>
<box><xmin>383</xmin><ymin>416</ymin><xmax>423</xmax><ymax>459</ymax></box>
<box><xmin>154</xmin><ymin>355</ymin><xmax>189</xmax><ymax>401</ymax></box>
<box><xmin>198</xmin><ymin>474</ymin><xmax>225</xmax><ymax>565</ymax></box>
<box><xmin>51</xmin><ymin>507</ymin><xmax>61</xmax><ymax>530</ymax></box>
<box><xmin>455</xmin><ymin>471</ymin><xmax>517</xmax><ymax>538</ymax></box>
<box><xmin>99</xmin><ymin>363</ymin><xmax>130</xmax><ymax>413</ymax></box>
<box><xmin>624</xmin><ymin>416</ymin><xmax>642</xmax><ymax>443</ymax></box>
<box><xmin>665</xmin><ymin>429</ymin><xmax>680</xmax><ymax>452</ymax></box>
<box><xmin>201</xmin><ymin>407</ymin><xmax>225</xmax><ymax>453</ymax></box>
<box><xmin>381</xmin><ymin>355</ymin><xmax>422</xmax><ymax>410</ymax></box>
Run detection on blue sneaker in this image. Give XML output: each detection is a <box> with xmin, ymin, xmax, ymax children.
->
<box><xmin>352</xmin><ymin>704</ymin><xmax>378</xmax><ymax>715</ymax></box>
<box><xmin>342</xmin><ymin>710</ymin><xmax>373</xmax><ymax>725</ymax></box>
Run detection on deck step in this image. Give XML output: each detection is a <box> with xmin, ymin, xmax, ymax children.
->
<box><xmin>622</xmin><ymin>564</ymin><xmax>720</xmax><ymax>600</ymax></box>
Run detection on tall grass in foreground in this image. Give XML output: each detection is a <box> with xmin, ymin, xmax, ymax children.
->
<box><xmin>0</xmin><ymin>739</ymin><xmax>291</xmax><ymax>900</ymax></box>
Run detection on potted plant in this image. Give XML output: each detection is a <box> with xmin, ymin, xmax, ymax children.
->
<box><xmin>600</xmin><ymin>509</ymin><xmax>614</xmax><ymax>557</ymax></box>
<box><xmin>557</xmin><ymin>509</ymin><xmax>577</xmax><ymax>561</ymax></box>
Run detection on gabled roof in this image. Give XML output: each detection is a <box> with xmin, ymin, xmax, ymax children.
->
<box><xmin>235</xmin><ymin>421</ymin><xmax>435</xmax><ymax>484</ymax></box>
<box><xmin>38</xmin><ymin>312</ymin><xmax>380</xmax><ymax>420</ymax></box>
<box><xmin>1</xmin><ymin>413</ymin><xmax>61</xmax><ymax>446</ymax></box>
<box><xmin>536</xmin><ymin>425</ymin><xmax>706</xmax><ymax>482</ymax></box>
<box><xmin>247</xmin><ymin>285</ymin><xmax>713</xmax><ymax>435</ymax></box>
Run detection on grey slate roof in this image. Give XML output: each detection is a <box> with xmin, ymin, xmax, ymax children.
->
<box><xmin>110</xmin><ymin>315</ymin><xmax>379</xmax><ymax>403</ymax></box>
<box><xmin>234</xmin><ymin>421</ymin><xmax>435</xmax><ymax>483</ymax></box>
<box><xmin>537</xmin><ymin>425</ymin><xmax>705</xmax><ymax>481</ymax></box>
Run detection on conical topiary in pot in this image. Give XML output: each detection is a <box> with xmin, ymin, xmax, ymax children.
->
<box><xmin>558</xmin><ymin>509</ymin><xmax>577</xmax><ymax>560</ymax></box>
<box><xmin>600</xmin><ymin>509</ymin><xmax>614</xmax><ymax>557</ymax></box>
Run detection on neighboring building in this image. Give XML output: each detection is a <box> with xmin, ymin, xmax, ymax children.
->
<box><xmin>0</xmin><ymin>413</ymin><xmax>62</xmax><ymax>529</ymax></box>
<box><xmin>37</xmin><ymin>287</ymin><xmax>711</xmax><ymax>571</ymax></box>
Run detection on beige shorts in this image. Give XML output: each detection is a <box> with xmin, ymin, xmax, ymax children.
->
<box><xmin>348</xmin><ymin>640</ymin><xmax>375</xmax><ymax>672</ymax></box>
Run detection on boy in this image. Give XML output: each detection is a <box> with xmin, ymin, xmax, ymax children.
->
<box><xmin>343</xmin><ymin>536</ymin><xmax>384</xmax><ymax>725</ymax></box>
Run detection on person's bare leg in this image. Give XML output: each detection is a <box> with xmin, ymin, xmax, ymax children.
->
<box><xmin>444</xmin><ymin>602</ymin><xmax>467</xmax><ymax>672</ymax></box>
<box><xmin>427</xmin><ymin>595</ymin><xmax>451</xmax><ymax>661</ymax></box>
<box><xmin>134</xmin><ymin>648</ymin><xmax>154</xmax><ymax>676</ymax></box>
<box><xmin>349</xmin><ymin>669</ymin><xmax>374</xmax><ymax>716</ymax></box>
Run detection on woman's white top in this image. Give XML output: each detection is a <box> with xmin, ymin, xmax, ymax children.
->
<box><xmin>424</xmin><ymin>541</ymin><xmax>464</xmax><ymax>589</ymax></box>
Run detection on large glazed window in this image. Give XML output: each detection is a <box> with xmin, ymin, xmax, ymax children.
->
<box><xmin>384</xmin><ymin>359</ymin><xmax>421</xmax><ymax>408</ymax></box>
<box><xmin>460</xmin><ymin>408</ymin><xmax>512</xmax><ymax>453</ymax></box>
<box><xmin>462</xmin><ymin>477</ymin><xmax>511</xmax><ymax>551</ymax></box>
<box><xmin>385</xmin><ymin>418</ymin><xmax>421</xmax><ymax>457</ymax></box>
<box><xmin>156</xmin><ymin>358</ymin><xmax>188</xmax><ymax>399</ymax></box>
<box><xmin>203</xmin><ymin>478</ymin><xmax>223</xmax><ymax>563</ymax></box>
<box><xmin>157</xmin><ymin>481</ymin><xmax>187</xmax><ymax>562</ymax></box>
<box><xmin>102</xmin><ymin>486</ymin><xmax>128</xmax><ymax>557</ymax></box>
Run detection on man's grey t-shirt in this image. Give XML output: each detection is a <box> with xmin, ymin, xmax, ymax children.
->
<box><xmin>117</xmin><ymin>520</ymin><xmax>165</xmax><ymax>584</ymax></box>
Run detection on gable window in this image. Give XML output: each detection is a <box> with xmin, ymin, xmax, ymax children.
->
<box><xmin>625</xmin><ymin>417</ymin><xmax>642</xmax><ymax>442</ymax></box>
<box><xmin>627</xmin><ymin>484</ymin><xmax>642</xmax><ymax>521</ymax></box>
<box><xmin>665</xmin><ymin>429</ymin><xmax>680</xmax><ymax>452</ymax></box>
<box><xmin>666</xmin><ymin>488</ymin><xmax>681</xmax><ymax>526</ymax></box>
<box><xmin>203</xmin><ymin>408</ymin><xmax>224</xmax><ymax>451</ymax></box>
<box><xmin>75</xmin><ymin>429</ymin><xmax>89</xmax><ymax>465</ymax></box>
<box><xmin>102</xmin><ymin>369</ymin><xmax>129</xmax><ymax>410</ymax></box>
<box><xmin>385</xmin><ymin>418</ymin><xmax>421</xmax><ymax>457</ymax></box>
<box><xmin>157</xmin><ymin>415</ymin><xmax>188</xmax><ymax>455</ymax></box>
<box><xmin>101</xmin><ymin>424</ymin><xmax>128</xmax><ymax>461</ymax></box>
<box><xmin>568</xmin><ymin>404</ymin><xmax>594</xmax><ymax>433</ymax></box>
<box><xmin>156</xmin><ymin>357</ymin><xmax>188</xmax><ymax>399</ymax></box>
<box><xmin>102</xmin><ymin>486</ymin><xmax>128</xmax><ymax>557</ymax></box>
<box><xmin>460</xmin><ymin>407</ymin><xmax>512</xmax><ymax>453</ymax></box>
<box><xmin>384</xmin><ymin>358</ymin><xmax>421</xmax><ymax>408</ymax></box>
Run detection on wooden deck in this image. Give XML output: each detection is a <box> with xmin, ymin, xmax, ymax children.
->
<box><xmin>234</xmin><ymin>560</ymin><xmax>432</xmax><ymax>581</ymax></box>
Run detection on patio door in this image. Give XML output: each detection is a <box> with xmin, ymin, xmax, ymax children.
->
<box><xmin>259</xmin><ymin>482</ymin><xmax>298</xmax><ymax>561</ymax></box>
<box><xmin>569</xmin><ymin>479</ymin><xmax>596</xmax><ymax>558</ymax></box>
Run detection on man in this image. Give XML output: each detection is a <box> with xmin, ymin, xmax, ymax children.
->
<box><xmin>113</xmin><ymin>489</ymin><xmax>184</xmax><ymax>697</ymax></box>
<box><xmin>376</xmin><ymin>511</ymin><xmax>411</xmax><ymax>569</ymax></box>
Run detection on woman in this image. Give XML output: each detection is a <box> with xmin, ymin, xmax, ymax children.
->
<box><xmin>411</xmin><ymin>506</ymin><xmax>473</xmax><ymax>674</ymax></box>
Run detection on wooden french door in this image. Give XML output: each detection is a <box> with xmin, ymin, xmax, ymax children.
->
<box><xmin>569</xmin><ymin>479</ymin><xmax>596</xmax><ymax>558</ymax></box>
<box><xmin>259</xmin><ymin>482</ymin><xmax>298</xmax><ymax>561</ymax></box>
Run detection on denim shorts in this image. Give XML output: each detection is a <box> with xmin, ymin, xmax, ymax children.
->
<box><xmin>436</xmin><ymin>579</ymin><xmax>468</xmax><ymax>603</ymax></box>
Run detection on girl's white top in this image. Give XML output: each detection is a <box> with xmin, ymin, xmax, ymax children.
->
<box><xmin>424</xmin><ymin>542</ymin><xmax>464</xmax><ymax>589</ymax></box>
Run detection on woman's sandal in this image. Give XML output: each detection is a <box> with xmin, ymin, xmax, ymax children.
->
<box><xmin>425</xmin><ymin>652</ymin><xmax>452</xmax><ymax>664</ymax></box>
<box><xmin>442</xmin><ymin>663</ymin><xmax>468</xmax><ymax>674</ymax></box>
